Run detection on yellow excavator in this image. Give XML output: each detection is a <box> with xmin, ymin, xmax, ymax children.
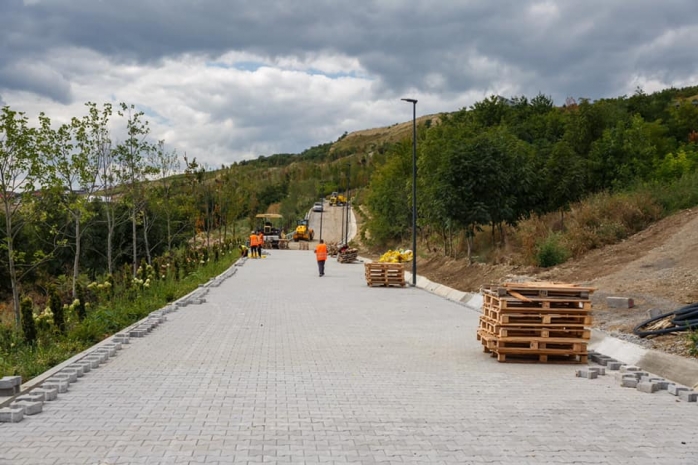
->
<box><xmin>293</xmin><ymin>218</ymin><xmax>314</xmax><ymax>242</ymax></box>
<box><xmin>329</xmin><ymin>191</ymin><xmax>347</xmax><ymax>206</ymax></box>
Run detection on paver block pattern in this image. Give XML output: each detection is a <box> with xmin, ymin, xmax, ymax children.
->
<box><xmin>1</xmin><ymin>252</ymin><xmax>697</xmax><ymax>464</ymax></box>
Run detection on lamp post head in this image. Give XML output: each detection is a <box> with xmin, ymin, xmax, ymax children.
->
<box><xmin>401</xmin><ymin>98</ymin><xmax>418</xmax><ymax>104</ymax></box>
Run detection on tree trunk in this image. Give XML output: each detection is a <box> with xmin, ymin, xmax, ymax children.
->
<box><xmin>466</xmin><ymin>229</ymin><xmax>473</xmax><ymax>264</ymax></box>
<box><xmin>4</xmin><ymin>205</ymin><xmax>21</xmax><ymax>326</ymax></box>
<box><xmin>132</xmin><ymin>205</ymin><xmax>138</xmax><ymax>276</ymax></box>
<box><xmin>166</xmin><ymin>208</ymin><xmax>172</xmax><ymax>253</ymax></box>
<box><xmin>72</xmin><ymin>215</ymin><xmax>81</xmax><ymax>298</ymax></box>
<box><xmin>143</xmin><ymin>208</ymin><xmax>152</xmax><ymax>265</ymax></box>
<box><xmin>106</xmin><ymin>205</ymin><xmax>114</xmax><ymax>275</ymax></box>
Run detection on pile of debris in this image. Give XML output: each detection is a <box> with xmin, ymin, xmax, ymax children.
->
<box><xmin>337</xmin><ymin>247</ymin><xmax>358</xmax><ymax>263</ymax></box>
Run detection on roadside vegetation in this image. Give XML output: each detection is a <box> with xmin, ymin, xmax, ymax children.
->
<box><xmin>1</xmin><ymin>245</ymin><xmax>239</xmax><ymax>380</ymax></box>
<box><xmin>360</xmin><ymin>87</ymin><xmax>698</xmax><ymax>267</ymax></box>
<box><xmin>3</xmin><ymin>84</ymin><xmax>698</xmax><ymax>378</ymax></box>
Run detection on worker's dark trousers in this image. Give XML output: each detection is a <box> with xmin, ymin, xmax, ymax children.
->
<box><xmin>317</xmin><ymin>260</ymin><xmax>325</xmax><ymax>276</ymax></box>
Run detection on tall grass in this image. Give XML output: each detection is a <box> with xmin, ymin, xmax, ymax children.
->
<box><xmin>514</xmin><ymin>171</ymin><xmax>698</xmax><ymax>266</ymax></box>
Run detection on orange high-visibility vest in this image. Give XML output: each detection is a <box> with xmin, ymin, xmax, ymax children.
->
<box><xmin>258</xmin><ymin>233</ymin><xmax>264</xmax><ymax>245</ymax></box>
<box><xmin>249</xmin><ymin>234</ymin><xmax>258</xmax><ymax>247</ymax></box>
<box><xmin>315</xmin><ymin>243</ymin><xmax>328</xmax><ymax>261</ymax></box>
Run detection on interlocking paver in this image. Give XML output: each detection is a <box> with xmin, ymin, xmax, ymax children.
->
<box><xmin>1</xmin><ymin>251</ymin><xmax>698</xmax><ymax>464</ymax></box>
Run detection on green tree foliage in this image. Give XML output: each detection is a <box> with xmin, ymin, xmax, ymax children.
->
<box><xmin>0</xmin><ymin>107</ymin><xmax>41</xmax><ymax>325</ymax></box>
<box><xmin>364</xmin><ymin>85</ymin><xmax>698</xmax><ymax>263</ymax></box>
<box><xmin>363</xmin><ymin>140</ymin><xmax>412</xmax><ymax>245</ymax></box>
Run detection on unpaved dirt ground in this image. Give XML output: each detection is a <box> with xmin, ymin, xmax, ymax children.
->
<box><xmin>362</xmin><ymin>208</ymin><xmax>698</xmax><ymax>359</ymax></box>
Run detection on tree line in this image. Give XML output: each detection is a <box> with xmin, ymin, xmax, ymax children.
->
<box><xmin>364</xmin><ymin>86</ymin><xmax>698</xmax><ymax>259</ymax></box>
<box><xmin>0</xmin><ymin>102</ymin><xmax>376</xmax><ymax>329</ymax></box>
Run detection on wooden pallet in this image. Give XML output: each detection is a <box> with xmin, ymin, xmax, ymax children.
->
<box><xmin>365</xmin><ymin>262</ymin><xmax>405</xmax><ymax>287</ymax></box>
<box><xmin>483</xmin><ymin>293</ymin><xmax>592</xmax><ymax>311</ymax></box>
<box><xmin>482</xmin><ymin>310</ymin><xmax>592</xmax><ymax>326</ymax></box>
<box><xmin>479</xmin><ymin>334</ymin><xmax>588</xmax><ymax>351</ymax></box>
<box><xmin>477</xmin><ymin>281</ymin><xmax>593</xmax><ymax>364</ymax></box>
<box><xmin>482</xmin><ymin>282</ymin><xmax>595</xmax><ymax>299</ymax></box>
<box><xmin>493</xmin><ymin>353</ymin><xmax>588</xmax><ymax>364</ymax></box>
<box><xmin>478</xmin><ymin>320</ymin><xmax>590</xmax><ymax>339</ymax></box>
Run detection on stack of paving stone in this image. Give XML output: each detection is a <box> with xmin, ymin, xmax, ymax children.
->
<box><xmin>477</xmin><ymin>282</ymin><xmax>594</xmax><ymax>363</ymax></box>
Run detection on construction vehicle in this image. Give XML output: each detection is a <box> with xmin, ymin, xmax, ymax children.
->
<box><xmin>293</xmin><ymin>218</ymin><xmax>314</xmax><ymax>242</ymax></box>
<box><xmin>255</xmin><ymin>213</ymin><xmax>284</xmax><ymax>248</ymax></box>
<box><xmin>329</xmin><ymin>191</ymin><xmax>347</xmax><ymax>206</ymax></box>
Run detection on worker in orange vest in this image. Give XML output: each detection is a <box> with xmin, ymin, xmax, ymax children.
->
<box><xmin>249</xmin><ymin>231</ymin><xmax>259</xmax><ymax>258</ymax></box>
<box><xmin>315</xmin><ymin>239</ymin><xmax>328</xmax><ymax>276</ymax></box>
<box><xmin>257</xmin><ymin>231</ymin><xmax>264</xmax><ymax>256</ymax></box>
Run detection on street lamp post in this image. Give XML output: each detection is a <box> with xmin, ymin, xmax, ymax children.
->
<box><xmin>319</xmin><ymin>197</ymin><xmax>324</xmax><ymax>241</ymax></box>
<box><xmin>401</xmin><ymin>98</ymin><xmax>418</xmax><ymax>287</ymax></box>
<box><xmin>344</xmin><ymin>162</ymin><xmax>350</xmax><ymax>245</ymax></box>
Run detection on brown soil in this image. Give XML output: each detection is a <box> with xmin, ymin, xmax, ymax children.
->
<box><xmin>372</xmin><ymin>208</ymin><xmax>698</xmax><ymax>359</ymax></box>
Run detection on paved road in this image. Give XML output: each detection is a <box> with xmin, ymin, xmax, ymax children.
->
<box><xmin>307</xmin><ymin>201</ymin><xmax>356</xmax><ymax>245</ymax></box>
<box><xmin>1</xmin><ymin>251</ymin><xmax>697</xmax><ymax>464</ymax></box>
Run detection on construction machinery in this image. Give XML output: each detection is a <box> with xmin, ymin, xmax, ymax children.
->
<box><xmin>255</xmin><ymin>213</ymin><xmax>284</xmax><ymax>248</ymax></box>
<box><xmin>329</xmin><ymin>191</ymin><xmax>347</xmax><ymax>206</ymax></box>
<box><xmin>293</xmin><ymin>218</ymin><xmax>314</xmax><ymax>242</ymax></box>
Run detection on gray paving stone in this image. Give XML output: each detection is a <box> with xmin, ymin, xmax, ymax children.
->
<box><xmin>54</xmin><ymin>371</ymin><xmax>77</xmax><ymax>383</ymax></box>
<box><xmin>678</xmin><ymin>390</ymin><xmax>698</xmax><ymax>402</ymax></box>
<box><xmin>668</xmin><ymin>384</ymin><xmax>690</xmax><ymax>396</ymax></box>
<box><xmin>15</xmin><ymin>393</ymin><xmax>44</xmax><ymax>404</ymax></box>
<box><xmin>11</xmin><ymin>400</ymin><xmax>43</xmax><ymax>415</ymax></box>
<box><xmin>40</xmin><ymin>380</ymin><xmax>68</xmax><ymax>393</ymax></box>
<box><xmin>637</xmin><ymin>381</ymin><xmax>661</xmax><ymax>393</ymax></box>
<box><xmin>0</xmin><ymin>375</ymin><xmax>21</xmax><ymax>396</ymax></box>
<box><xmin>1</xmin><ymin>252</ymin><xmax>698</xmax><ymax>464</ymax></box>
<box><xmin>31</xmin><ymin>387</ymin><xmax>58</xmax><ymax>401</ymax></box>
<box><xmin>0</xmin><ymin>407</ymin><xmax>24</xmax><ymax>423</ymax></box>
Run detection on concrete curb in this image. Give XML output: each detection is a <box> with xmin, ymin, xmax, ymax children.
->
<box><xmin>398</xmin><ymin>264</ymin><xmax>698</xmax><ymax>388</ymax></box>
<box><xmin>0</xmin><ymin>258</ymin><xmax>245</xmax><ymax>417</ymax></box>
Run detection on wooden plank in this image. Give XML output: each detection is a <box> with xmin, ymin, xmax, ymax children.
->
<box><xmin>507</xmin><ymin>290</ymin><xmax>533</xmax><ymax>302</ymax></box>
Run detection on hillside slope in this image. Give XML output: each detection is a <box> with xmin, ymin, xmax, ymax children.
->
<box><xmin>415</xmin><ymin>208</ymin><xmax>698</xmax><ymax>358</ymax></box>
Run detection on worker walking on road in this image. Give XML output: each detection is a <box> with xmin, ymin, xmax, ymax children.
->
<box><xmin>315</xmin><ymin>239</ymin><xmax>328</xmax><ymax>277</ymax></box>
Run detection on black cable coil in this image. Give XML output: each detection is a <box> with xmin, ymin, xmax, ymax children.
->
<box><xmin>633</xmin><ymin>302</ymin><xmax>698</xmax><ymax>338</ymax></box>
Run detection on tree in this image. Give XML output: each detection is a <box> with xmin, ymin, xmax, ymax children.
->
<box><xmin>39</xmin><ymin>103</ymin><xmax>111</xmax><ymax>297</ymax></box>
<box><xmin>150</xmin><ymin>140</ymin><xmax>181</xmax><ymax>252</ymax></box>
<box><xmin>364</xmin><ymin>140</ymin><xmax>412</xmax><ymax>245</ymax></box>
<box><xmin>114</xmin><ymin>104</ymin><xmax>155</xmax><ymax>276</ymax></box>
<box><xmin>0</xmin><ymin>107</ymin><xmax>39</xmax><ymax>326</ymax></box>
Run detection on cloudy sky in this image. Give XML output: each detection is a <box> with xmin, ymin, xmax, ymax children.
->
<box><xmin>2</xmin><ymin>0</ymin><xmax>697</xmax><ymax>168</ymax></box>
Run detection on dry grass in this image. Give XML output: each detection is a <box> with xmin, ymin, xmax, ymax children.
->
<box><xmin>512</xmin><ymin>191</ymin><xmax>664</xmax><ymax>265</ymax></box>
<box><xmin>332</xmin><ymin>114</ymin><xmax>441</xmax><ymax>154</ymax></box>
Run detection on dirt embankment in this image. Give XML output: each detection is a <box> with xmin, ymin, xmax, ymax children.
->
<box><xmin>392</xmin><ymin>208</ymin><xmax>698</xmax><ymax>359</ymax></box>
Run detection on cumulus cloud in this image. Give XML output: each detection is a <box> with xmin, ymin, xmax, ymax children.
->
<box><xmin>1</xmin><ymin>0</ymin><xmax>697</xmax><ymax>166</ymax></box>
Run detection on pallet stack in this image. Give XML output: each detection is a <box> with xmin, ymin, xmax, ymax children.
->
<box><xmin>364</xmin><ymin>262</ymin><xmax>406</xmax><ymax>287</ymax></box>
<box><xmin>477</xmin><ymin>282</ymin><xmax>594</xmax><ymax>363</ymax></box>
<box><xmin>337</xmin><ymin>248</ymin><xmax>359</xmax><ymax>263</ymax></box>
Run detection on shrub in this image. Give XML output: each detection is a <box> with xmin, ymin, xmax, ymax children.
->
<box><xmin>20</xmin><ymin>297</ymin><xmax>37</xmax><ymax>344</ymax></box>
<box><xmin>535</xmin><ymin>233</ymin><xmax>570</xmax><ymax>268</ymax></box>
<box><xmin>688</xmin><ymin>330</ymin><xmax>698</xmax><ymax>357</ymax></box>
<box><xmin>49</xmin><ymin>287</ymin><xmax>65</xmax><ymax>334</ymax></box>
<box><xmin>76</xmin><ymin>284</ymin><xmax>87</xmax><ymax>321</ymax></box>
